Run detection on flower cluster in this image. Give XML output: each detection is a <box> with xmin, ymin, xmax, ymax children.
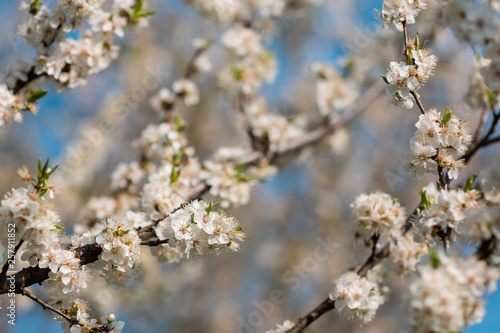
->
<box><xmin>202</xmin><ymin>160</ymin><xmax>254</xmax><ymax>208</ymax></box>
<box><xmin>184</xmin><ymin>0</ymin><xmax>242</xmax><ymax>25</ymax></box>
<box><xmin>70</xmin><ymin>218</ymin><xmax>142</xmax><ymax>289</ymax></box>
<box><xmin>243</xmin><ymin>98</ymin><xmax>304</xmax><ymax>153</ymax></box>
<box><xmin>155</xmin><ymin>200</ymin><xmax>245</xmax><ymax>259</ymax></box>
<box><xmin>446</xmin><ymin>0</ymin><xmax>500</xmax><ymax>89</ymax></box>
<box><xmin>311</xmin><ymin>62</ymin><xmax>359</xmax><ymax>118</ymax></box>
<box><xmin>43</xmin><ymin>254</ymin><xmax>89</xmax><ymax>305</ymax></box>
<box><xmin>0</xmin><ymin>0</ymin><xmax>152</xmax><ymax>128</ymax></box>
<box><xmin>141</xmin><ymin>162</ymin><xmax>199</xmax><ymax>220</ymax></box>
<box><xmin>414</xmin><ymin>184</ymin><xmax>480</xmax><ymax>244</ymax></box>
<box><xmin>464</xmin><ymin>56</ymin><xmax>494</xmax><ymax>111</ymax></box>
<box><xmin>172</xmin><ymin>79</ymin><xmax>200</xmax><ymax>107</ymax></box>
<box><xmin>0</xmin><ymin>84</ymin><xmax>24</xmax><ymax>128</ymax></box>
<box><xmin>350</xmin><ymin>192</ymin><xmax>406</xmax><ymax>248</ymax></box>
<box><xmin>134</xmin><ymin>121</ymin><xmax>189</xmax><ymax>164</ymax></box>
<box><xmin>408</xmin><ymin>254</ymin><xmax>499</xmax><ymax>333</ymax></box>
<box><xmin>84</xmin><ymin>196</ymin><xmax>118</xmax><ymax>221</ymax></box>
<box><xmin>222</xmin><ymin>25</ymin><xmax>263</xmax><ymax>57</ymax></box>
<box><xmin>383</xmin><ymin>47</ymin><xmax>437</xmax><ymax>109</ymax></box>
<box><xmin>110</xmin><ymin>161</ymin><xmax>145</xmax><ymax>192</ymax></box>
<box><xmin>463</xmin><ymin>208</ymin><xmax>500</xmax><ymax>252</ymax></box>
<box><xmin>329</xmin><ymin>271</ymin><xmax>385</xmax><ymax>324</ymax></box>
<box><xmin>218</xmin><ymin>42</ymin><xmax>277</xmax><ymax>95</ymax></box>
<box><xmin>387</xmin><ymin>234</ymin><xmax>427</xmax><ymax>274</ymax></box>
<box><xmin>185</xmin><ymin>0</ymin><xmax>321</xmax><ymax>25</ymax></box>
<box><xmin>0</xmin><ymin>187</ymin><xmax>60</xmax><ymax>252</ymax></box>
<box><xmin>218</xmin><ymin>22</ymin><xmax>277</xmax><ymax>94</ymax></box>
<box><xmin>406</xmin><ymin>108</ymin><xmax>472</xmax><ymax>178</ymax></box>
<box><xmin>253</xmin><ymin>0</ymin><xmax>286</xmax><ymax>18</ymax></box>
<box><xmin>94</xmin><ymin>219</ymin><xmax>142</xmax><ymax>268</ymax></box>
<box><xmin>60</xmin><ymin>303</ymin><xmax>124</xmax><ymax>333</ymax></box>
<box><xmin>381</xmin><ymin>0</ymin><xmax>427</xmax><ymax>31</ymax></box>
<box><xmin>479</xmin><ymin>161</ymin><xmax>500</xmax><ymax>205</ymax></box>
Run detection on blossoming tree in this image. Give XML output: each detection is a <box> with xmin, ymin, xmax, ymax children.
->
<box><xmin>1</xmin><ymin>0</ymin><xmax>500</xmax><ymax>332</ymax></box>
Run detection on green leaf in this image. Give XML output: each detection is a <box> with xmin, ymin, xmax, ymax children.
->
<box><xmin>43</xmin><ymin>157</ymin><xmax>50</xmax><ymax>175</ymax></box>
<box><xmin>174</xmin><ymin>113</ymin><xmax>186</xmax><ymax>132</ymax></box>
<box><xmin>486</xmin><ymin>88</ymin><xmax>496</xmax><ymax>108</ymax></box>
<box><xmin>344</xmin><ymin>56</ymin><xmax>355</xmax><ymax>75</ymax></box>
<box><xmin>173</xmin><ymin>152</ymin><xmax>182</xmax><ymax>165</ymax></box>
<box><xmin>133</xmin><ymin>0</ymin><xmax>143</xmax><ymax>14</ymax></box>
<box><xmin>231</xmin><ymin>66</ymin><xmax>244</xmax><ymax>82</ymax></box>
<box><xmin>170</xmin><ymin>166</ymin><xmax>181</xmax><ymax>183</ymax></box>
<box><xmin>205</xmin><ymin>202</ymin><xmax>216</xmax><ymax>213</ymax></box>
<box><xmin>420</xmin><ymin>190</ymin><xmax>435</xmax><ymax>210</ymax></box>
<box><xmin>47</xmin><ymin>164</ymin><xmax>59</xmax><ymax>176</ymax></box>
<box><xmin>428</xmin><ymin>247</ymin><xmax>440</xmax><ymax>269</ymax></box>
<box><xmin>234</xmin><ymin>164</ymin><xmax>246</xmax><ymax>174</ymax></box>
<box><xmin>35</xmin><ymin>157</ymin><xmax>58</xmax><ymax>197</ymax></box>
<box><xmin>26</xmin><ymin>90</ymin><xmax>48</xmax><ymax>104</ymax></box>
<box><xmin>233</xmin><ymin>164</ymin><xmax>253</xmax><ymax>182</ymax></box>
<box><xmin>415</xmin><ymin>33</ymin><xmax>420</xmax><ymax>49</ymax></box>
<box><xmin>407</xmin><ymin>53</ymin><xmax>413</xmax><ymax>65</ymax></box>
<box><xmin>37</xmin><ymin>157</ymin><xmax>43</xmax><ymax>179</ymax></box>
<box><xmin>381</xmin><ymin>74</ymin><xmax>390</xmax><ymax>84</ymax></box>
<box><xmin>52</xmin><ymin>224</ymin><xmax>64</xmax><ymax>234</ymax></box>
<box><xmin>135</xmin><ymin>10</ymin><xmax>156</xmax><ymax>19</ymax></box>
<box><xmin>464</xmin><ymin>174</ymin><xmax>478</xmax><ymax>192</ymax></box>
<box><xmin>234</xmin><ymin>227</ymin><xmax>244</xmax><ymax>232</ymax></box>
<box><xmin>236</xmin><ymin>174</ymin><xmax>254</xmax><ymax>182</ymax></box>
<box><xmin>442</xmin><ymin>107</ymin><xmax>452</xmax><ymax>124</ymax></box>
<box><xmin>29</xmin><ymin>0</ymin><xmax>41</xmax><ymax>15</ymax></box>
<box><xmin>132</xmin><ymin>0</ymin><xmax>156</xmax><ymax>21</ymax></box>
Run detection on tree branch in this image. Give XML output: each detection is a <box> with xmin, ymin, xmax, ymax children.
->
<box><xmin>410</xmin><ymin>90</ymin><xmax>426</xmax><ymax>114</ymax></box>
<box><xmin>286</xmin><ymin>207</ymin><xmax>419</xmax><ymax>333</ymax></box>
<box><xmin>21</xmin><ymin>287</ymin><xmax>78</xmax><ymax>325</ymax></box>
<box><xmin>285</xmin><ymin>119</ymin><xmax>494</xmax><ymax>332</ymax></box>
<box><xmin>286</xmin><ymin>298</ymin><xmax>336</xmax><ymax>333</ymax></box>
<box><xmin>0</xmin><ymin>240</ymin><xmax>24</xmax><ymax>277</ymax></box>
<box><xmin>141</xmin><ymin>238</ymin><xmax>170</xmax><ymax>246</ymax></box>
<box><xmin>0</xmin><ymin>81</ymin><xmax>384</xmax><ymax>295</ymax></box>
<box><xmin>463</xmin><ymin>109</ymin><xmax>500</xmax><ymax>163</ymax></box>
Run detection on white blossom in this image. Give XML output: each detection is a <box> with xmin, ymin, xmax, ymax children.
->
<box><xmin>329</xmin><ymin>271</ymin><xmax>385</xmax><ymax>324</ymax></box>
<box><xmin>381</xmin><ymin>0</ymin><xmax>427</xmax><ymax>31</ymax></box>
<box><xmin>408</xmin><ymin>254</ymin><xmax>498</xmax><ymax>333</ymax></box>
<box><xmin>351</xmin><ymin>192</ymin><xmax>406</xmax><ymax>247</ymax></box>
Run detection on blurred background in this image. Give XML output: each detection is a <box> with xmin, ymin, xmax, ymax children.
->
<box><xmin>0</xmin><ymin>0</ymin><xmax>499</xmax><ymax>332</ymax></box>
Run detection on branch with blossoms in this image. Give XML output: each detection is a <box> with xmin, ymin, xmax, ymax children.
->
<box><xmin>0</xmin><ymin>1</ymin><xmax>383</xmax><ymax>331</ymax></box>
<box><xmin>1</xmin><ymin>0</ymin><xmax>155</xmax><ymax>129</ymax></box>
<box><xmin>2</xmin><ymin>0</ymin><xmax>500</xmax><ymax>332</ymax></box>
<box><xmin>263</xmin><ymin>1</ymin><xmax>500</xmax><ymax>332</ymax></box>
<box><xmin>0</xmin><ymin>74</ymin><xmax>384</xmax><ymax>296</ymax></box>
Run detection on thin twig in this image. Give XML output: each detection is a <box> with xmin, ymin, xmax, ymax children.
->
<box><xmin>21</xmin><ymin>288</ymin><xmax>77</xmax><ymax>325</ymax></box>
<box><xmin>183</xmin><ymin>43</ymin><xmax>211</xmax><ymax>80</ymax></box>
<box><xmin>471</xmin><ymin>105</ymin><xmax>490</xmax><ymax>145</ymax></box>
<box><xmin>410</xmin><ymin>90</ymin><xmax>426</xmax><ymax>114</ymax></box>
<box><xmin>463</xmin><ymin>109</ymin><xmax>500</xmax><ymax>163</ymax></box>
<box><xmin>141</xmin><ymin>238</ymin><xmax>170</xmax><ymax>246</ymax></box>
<box><xmin>403</xmin><ymin>21</ymin><xmax>409</xmax><ymax>56</ymax></box>
<box><xmin>286</xmin><ymin>298</ymin><xmax>336</xmax><ymax>333</ymax></box>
